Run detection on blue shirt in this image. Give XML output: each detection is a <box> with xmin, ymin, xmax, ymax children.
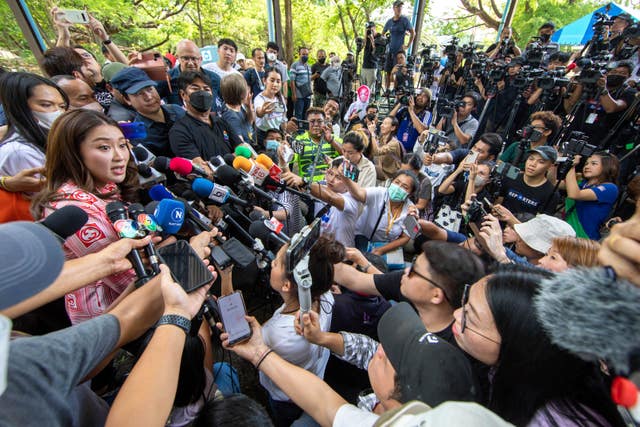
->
<box><xmin>383</xmin><ymin>16</ymin><xmax>413</xmax><ymax>54</ymax></box>
<box><xmin>575</xmin><ymin>181</ymin><xmax>618</xmax><ymax>240</ymax></box>
<box><xmin>396</xmin><ymin>107</ymin><xmax>432</xmax><ymax>152</ymax></box>
<box><xmin>131</xmin><ymin>104</ymin><xmax>185</xmax><ymax>158</ymax></box>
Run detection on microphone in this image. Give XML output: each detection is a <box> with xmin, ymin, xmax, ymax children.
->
<box><xmin>234</xmin><ymin>145</ymin><xmax>254</xmax><ymax>159</ymax></box>
<box><xmin>38</xmin><ymin>205</ymin><xmax>88</xmax><ymax>241</ymax></box>
<box><xmin>256</xmin><ymin>153</ymin><xmax>283</xmax><ymax>180</ymax></box>
<box><xmin>148</xmin><ymin>184</ymin><xmax>212</xmax><ymax>234</ymax></box>
<box><xmin>222</xmin><ymin>153</ymin><xmax>236</xmax><ymax>166</ymax></box>
<box><xmin>248</xmin><ymin>219</ymin><xmax>290</xmax><ymax>252</ymax></box>
<box><xmin>153</xmin><ymin>156</ymin><xmax>209</xmax><ymax>178</ymax></box>
<box><xmin>131</xmin><ymin>145</ymin><xmax>166</xmax><ymax>187</ymax></box>
<box><xmin>191</xmin><ymin>177</ymin><xmax>250</xmax><ymax>207</ymax></box>
<box><xmin>534</xmin><ymin>267</ymin><xmax>640</xmax><ymax>372</ymax></box>
<box><xmin>153</xmin><ymin>199</ymin><xmax>186</xmax><ymax>234</ymax></box>
<box><xmin>149</xmin><ymin>183</ymin><xmax>176</xmax><ymax>201</ymax></box>
<box><xmin>216</xmin><ymin>165</ymin><xmax>279</xmax><ymax>204</ymax></box>
<box><xmin>105</xmin><ymin>201</ymin><xmax>152</xmax><ymax>287</ymax></box>
<box><xmin>565</xmin><ymin>62</ymin><xmax>577</xmax><ymax>74</ymax></box>
<box><xmin>128</xmin><ymin>203</ymin><xmax>161</xmax><ymax>275</ymax></box>
<box><xmin>233</xmin><ymin>156</ymin><xmax>270</xmax><ymax>186</ymax></box>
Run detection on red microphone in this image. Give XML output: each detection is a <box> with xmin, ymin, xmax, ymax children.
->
<box><xmin>565</xmin><ymin>62</ymin><xmax>577</xmax><ymax>74</ymax></box>
<box><xmin>168</xmin><ymin>157</ymin><xmax>209</xmax><ymax>178</ymax></box>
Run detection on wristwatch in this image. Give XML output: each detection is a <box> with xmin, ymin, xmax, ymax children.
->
<box><xmin>601</xmin><ymin>89</ymin><xmax>609</xmax><ymax>97</ymax></box>
<box><xmin>157</xmin><ymin>314</ymin><xmax>191</xmax><ymax>334</ymax></box>
<box><xmin>102</xmin><ymin>39</ymin><xmax>112</xmax><ymax>45</ymax></box>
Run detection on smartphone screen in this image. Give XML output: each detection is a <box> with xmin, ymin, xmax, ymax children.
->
<box><xmin>217</xmin><ymin>291</ymin><xmax>251</xmax><ymax>345</ymax></box>
<box><xmin>403</xmin><ymin>215</ymin><xmax>421</xmax><ymax>239</ymax></box>
<box><xmin>158</xmin><ymin>240</ymin><xmax>214</xmax><ymax>292</ymax></box>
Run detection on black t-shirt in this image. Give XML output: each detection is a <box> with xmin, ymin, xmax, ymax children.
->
<box><xmin>362</xmin><ymin>35</ymin><xmax>377</xmax><ymax>69</ymax></box>
<box><xmin>311</xmin><ymin>62</ymin><xmax>329</xmax><ymax>95</ymax></box>
<box><xmin>576</xmin><ymin>86</ymin><xmax>637</xmax><ymax>145</ymax></box>
<box><xmin>169</xmin><ymin>113</ymin><xmax>242</xmax><ymax>160</ymax></box>
<box><xmin>499</xmin><ymin>173</ymin><xmax>559</xmax><ymax>215</ymax></box>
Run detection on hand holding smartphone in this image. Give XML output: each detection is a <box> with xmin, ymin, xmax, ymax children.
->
<box><xmin>217</xmin><ymin>291</ymin><xmax>252</xmax><ymax>346</ymax></box>
<box><xmin>57</xmin><ymin>9</ymin><xmax>90</xmax><ymax>24</ymax></box>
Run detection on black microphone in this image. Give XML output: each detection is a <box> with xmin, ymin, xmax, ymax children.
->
<box><xmin>105</xmin><ymin>201</ymin><xmax>152</xmax><ymax>287</ymax></box>
<box><xmin>248</xmin><ymin>220</ymin><xmax>290</xmax><ymax>252</ymax></box>
<box><xmin>38</xmin><ymin>205</ymin><xmax>88</xmax><ymax>241</ymax></box>
<box><xmin>534</xmin><ymin>267</ymin><xmax>640</xmax><ymax>373</ymax></box>
<box><xmin>216</xmin><ymin>165</ymin><xmax>279</xmax><ymax>205</ymax></box>
<box><xmin>128</xmin><ymin>203</ymin><xmax>161</xmax><ymax>275</ymax></box>
<box><xmin>222</xmin><ymin>153</ymin><xmax>236</xmax><ymax>166</ymax></box>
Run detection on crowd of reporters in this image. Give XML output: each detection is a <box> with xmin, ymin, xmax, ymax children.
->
<box><xmin>1</xmin><ymin>4</ymin><xmax>640</xmax><ymax>427</ymax></box>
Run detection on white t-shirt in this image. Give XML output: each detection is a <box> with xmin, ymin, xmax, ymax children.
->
<box><xmin>356</xmin><ymin>186</ymin><xmax>414</xmax><ymax>242</ymax></box>
<box><xmin>254</xmin><ymin>93</ymin><xmax>287</xmax><ymax>132</ymax></box>
<box><xmin>260</xmin><ymin>291</ymin><xmax>335</xmax><ymax>402</ymax></box>
<box><xmin>320</xmin><ymin>191</ymin><xmax>360</xmax><ymax>247</ymax></box>
<box><xmin>0</xmin><ymin>132</ymin><xmax>46</xmax><ymax>176</ymax></box>
<box><xmin>333</xmin><ymin>404</ymin><xmax>379</xmax><ymax>427</ymax></box>
<box><xmin>201</xmin><ymin>62</ymin><xmax>242</xmax><ymax>80</ymax></box>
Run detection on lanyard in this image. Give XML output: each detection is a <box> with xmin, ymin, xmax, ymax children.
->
<box><xmin>385</xmin><ymin>200</ymin><xmax>402</xmax><ymax>237</ymax></box>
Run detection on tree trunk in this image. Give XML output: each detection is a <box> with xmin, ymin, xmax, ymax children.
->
<box><xmin>335</xmin><ymin>3</ymin><xmax>352</xmax><ymax>52</ymax></box>
<box><xmin>284</xmin><ymin>0</ymin><xmax>293</xmax><ymax>65</ymax></box>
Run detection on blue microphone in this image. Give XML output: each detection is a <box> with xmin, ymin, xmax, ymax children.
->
<box><xmin>191</xmin><ymin>177</ymin><xmax>250</xmax><ymax>207</ymax></box>
<box><xmin>149</xmin><ymin>184</ymin><xmax>175</xmax><ymax>201</ymax></box>
<box><xmin>153</xmin><ymin>199</ymin><xmax>186</xmax><ymax>234</ymax></box>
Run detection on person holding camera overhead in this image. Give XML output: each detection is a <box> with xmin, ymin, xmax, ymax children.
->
<box><xmin>361</xmin><ymin>22</ymin><xmax>379</xmax><ymax>94</ymax></box>
<box><xmin>486</xmin><ymin>27</ymin><xmax>522</xmax><ymax>60</ymax></box>
<box><xmin>389</xmin><ymin>86</ymin><xmax>432</xmax><ymax>152</ymax></box>
<box><xmin>563</xmin><ymin>152</ymin><xmax>619</xmax><ymax>240</ymax></box>
<box><xmin>435</xmin><ymin>91</ymin><xmax>479</xmax><ymax>148</ymax></box>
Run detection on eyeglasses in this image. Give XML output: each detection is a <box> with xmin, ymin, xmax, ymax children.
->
<box><xmin>308</xmin><ymin>119</ymin><xmax>325</xmax><ymax>125</ymax></box>
<box><xmin>180</xmin><ymin>56</ymin><xmax>201</xmax><ymax>63</ymax></box>
<box><xmin>460</xmin><ymin>284</ymin><xmax>501</xmax><ymax>344</ymax></box>
<box><xmin>408</xmin><ymin>256</ymin><xmax>450</xmax><ymax>303</ymax></box>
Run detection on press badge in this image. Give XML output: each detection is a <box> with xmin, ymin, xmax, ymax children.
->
<box><xmin>586</xmin><ymin>113</ymin><xmax>598</xmax><ymax>124</ymax></box>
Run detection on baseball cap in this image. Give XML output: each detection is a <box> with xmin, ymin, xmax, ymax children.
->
<box><xmin>393</xmin><ymin>0</ymin><xmax>404</xmax><ymax>6</ymax></box>
<box><xmin>507</xmin><ymin>56</ymin><xmax>524</xmax><ymax>67</ymax></box>
<box><xmin>366</xmin><ymin>21</ymin><xmax>376</xmax><ymax>28</ymax></box>
<box><xmin>375</xmin><ymin>401</ymin><xmax>514</xmax><ymax>427</ymax></box>
<box><xmin>613</xmin><ymin>13</ymin><xmax>633</xmax><ymax>24</ymax></box>
<box><xmin>102</xmin><ymin>62</ymin><xmax>127</xmax><ymax>83</ymax></box>
<box><xmin>513</xmin><ymin>214</ymin><xmax>576</xmax><ymax>254</ymax></box>
<box><xmin>110</xmin><ymin>67</ymin><xmax>158</xmax><ymax>95</ymax></box>
<box><xmin>526</xmin><ymin>145</ymin><xmax>557</xmax><ymax>163</ymax></box>
<box><xmin>236</xmin><ymin>53</ymin><xmax>246</xmax><ymax>61</ymax></box>
<box><xmin>377</xmin><ymin>302</ymin><xmax>480</xmax><ymax>405</ymax></box>
<box><xmin>0</xmin><ymin>222</ymin><xmax>65</xmax><ymax>310</ymax></box>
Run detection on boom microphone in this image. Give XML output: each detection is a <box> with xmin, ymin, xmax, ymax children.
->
<box><xmin>38</xmin><ymin>205</ymin><xmax>88</xmax><ymax>241</ymax></box>
<box><xmin>534</xmin><ymin>267</ymin><xmax>640</xmax><ymax>372</ymax></box>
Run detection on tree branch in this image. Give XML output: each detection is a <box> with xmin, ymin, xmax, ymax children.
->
<box><xmin>490</xmin><ymin>0</ymin><xmax>502</xmax><ymax>18</ymax></box>
<box><xmin>140</xmin><ymin>35</ymin><xmax>170</xmax><ymax>52</ymax></box>
<box><xmin>459</xmin><ymin>0</ymin><xmax>500</xmax><ymax>30</ymax></box>
<box><xmin>159</xmin><ymin>0</ymin><xmax>191</xmax><ymax>20</ymax></box>
<box><xmin>452</xmin><ymin>23</ymin><xmax>485</xmax><ymax>34</ymax></box>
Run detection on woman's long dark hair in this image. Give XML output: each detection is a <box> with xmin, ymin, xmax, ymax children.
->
<box><xmin>0</xmin><ymin>72</ymin><xmax>68</xmax><ymax>151</ymax></box>
<box><xmin>486</xmin><ymin>266</ymin><xmax>623</xmax><ymax>426</ymax></box>
<box><xmin>31</xmin><ymin>110</ymin><xmax>139</xmax><ymax>219</ymax></box>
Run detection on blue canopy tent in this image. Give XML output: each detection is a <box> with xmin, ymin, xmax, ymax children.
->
<box><xmin>552</xmin><ymin>2</ymin><xmax>640</xmax><ymax>45</ymax></box>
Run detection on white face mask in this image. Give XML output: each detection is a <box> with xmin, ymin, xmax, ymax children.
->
<box><xmin>32</xmin><ymin>110</ymin><xmax>64</xmax><ymax>130</ymax></box>
<box><xmin>474</xmin><ymin>176</ymin><xmax>486</xmax><ymax>187</ymax></box>
<box><xmin>266</xmin><ymin>52</ymin><xmax>277</xmax><ymax>62</ymax></box>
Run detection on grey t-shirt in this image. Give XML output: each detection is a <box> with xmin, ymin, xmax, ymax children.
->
<box><xmin>0</xmin><ymin>314</ymin><xmax>120</xmax><ymax>427</ymax></box>
<box><xmin>443</xmin><ymin>116</ymin><xmax>479</xmax><ymax>148</ymax></box>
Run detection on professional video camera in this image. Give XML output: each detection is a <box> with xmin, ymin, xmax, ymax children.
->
<box><xmin>436</xmin><ymin>97</ymin><xmax>466</xmax><ymax>119</ymax></box>
<box><xmin>461</xmin><ymin>42</ymin><xmax>482</xmax><ymax>60</ymax></box>
<box><xmin>525</xmin><ymin>37</ymin><xmax>559</xmax><ymax>67</ymax></box>
<box><xmin>512</xmin><ymin>66</ymin><xmax>545</xmax><ymax>89</ymax></box>
<box><xmin>373</xmin><ymin>33</ymin><xmax>389</xmax><ymax>59</ymax></box>
<box><xmin>615</xmin><ymin>23</ymin><xmax>640</xmax><ymax>60</ymax></box>
<box><xmin>575</xmin><ymin>57</ymin><xmax>609</xmax><ymax>86</ymax></box>
<box><xmin>422</xmin><ymin>126</ymin><xmax>450</xmax><ymax>154</ymax></box>
<box><xmin>536</xmin><ymin>67</ymin><xmax>570</xmax><ymax>90</ymax></box>
<box><xmin>418</xmin><ymin>44</ymin><xmax>440</xmax><ymax>73</ymax></box>
<box><xmin>443</xmin><ymin>37</ymin><xmax>460</xmax><ymax>62</ymax></box>
<box><xmin>557</xmin><ymin>131</ymin><xmax>597</xmax><ymax>179</ymax></box>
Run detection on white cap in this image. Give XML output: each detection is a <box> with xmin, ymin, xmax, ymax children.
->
<box><xmin>236</xmin><ymin>53</ymin><xmax>246</xmax><ymax>61</ymax></box>
<box><xmin>513</xmin><ymin>214</ymin><xmax>575</xmax><ymax>254</ymax></box>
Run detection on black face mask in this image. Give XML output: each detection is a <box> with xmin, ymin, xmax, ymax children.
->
<box><xmin>606</xmin><ymin>74</ymin><xmax>626</xmax><ymax>88</ymax></box>
<box><xmin>539</xmin><ymin>33</ymin><xmax>551</xmax><ymax>43</ymax></box>
<box><xmin>189</xmin><ymin>90</ymin><xmax>213</xmax><ymax>112</ymax></box>
<box><xmin>366</xmin><ymin>113</ymin><xmax>377</xmax><ymax>121</ymax></box>
<box><xmin>318</xmin><ymin>57</ymin><xmax>326</xmax><ymax>64</ymax></box>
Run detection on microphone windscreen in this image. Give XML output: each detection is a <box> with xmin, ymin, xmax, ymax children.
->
<box><xmin>256</xmin><ymin>153</ymin><xmax>275</xmax><ymax>169</ymax></box>
<box><xmin>566</xmin><ymin>62</ymin><xmax>577</xmax><ymax>71</ymax></box>
<box><xmin>149</xmin><ymin>184</ymin><xmax>174</xmax><ymax>201</ymax></box>
<box><xmin>534</xmin><ymin>267</ymin><xmax>640</xmax><ymax>372</ymax></box>
<box><xmin>169</xmin><ymin>157</ymin><xmax>194</xmax><ymax>176</ymax></box>
<box><xmin>153</xmin><ymin>156</ymin><xmax>171</xmax><ymax>173</ymax></box>
<box><xmin>232</xmin><ymin>156</ymin><xmax>253</xmax><ymax>173</ymax></box>
<box><xmin>137</xmin><ymin>163</ymin><xmax>152</xmax><ymax>178</ymax></box>
<box><xmin>216</xmin><ymin>165</ymin><xmax>242</xmax><ymax>187</ymax></box>
<box><xmin>39</xmin><ymin>205</ymin><xmax>88</xmax><ymax>240</ymax></box>
<box><xmin>210</xmin><ymin>156</ymin><xmax>225</xmax><ymax>167</ymax></box>
<box><xmin>145</xmin><ymin>201</ymin><xmax>159</xmax><ymax>215</ymax></box>
<box><xmin>234</xmin><ymin>145</ymin><xmax>253</xmax><ymax>159</ymax></box>
<box><xmin>132</xmin><ymin>145</ymin><xmax>150</xmax><ymax>162</ymax></box>
<box><xmin>105</xmin><ymin>201</ymin><xmax>127</xmax><ymax>222</ymax></box>
<box><xmin>154</xmin><ymin>199</ymin><xmax>185</xmax><ymax>234</ymax></box>
<box><xmin>249</xmin><ymin>210</ymin><xmax>266</xmax><ymax>222</ymax></box>
<box><xmin>192</xmin><ymin>177</ymin><xmax>214</xmax><ymax>198</ymax></box>
<box><xmin>223</xmin><ymin>153</ymin><xmax>236</xmax><ymax>165</ymax></box>
<box><xmin>248</xmin><ymin>220</ymin><xmax>273</xmax><ymax>243</ymax></box>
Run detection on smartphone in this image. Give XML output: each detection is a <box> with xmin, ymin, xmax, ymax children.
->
<box><xmin>157</xmin><ymin>240</ymin><xmax>214</xmax><ymax>292</ymax></box>
<box><xmin>465</xmin><ymin>151</ymin><xmax>479</xmax><ymax>164</ymax></box>
<box><xmin>217</xmin><ymin>291</ymin><xmax>252</xmax><ymax>346</ymax></box>
<box><xmin>342</xmin><ymin>161</ymin><xmax>360</xmax><ymax>182</ymax></box>
<box><xmin>210</xmin><ymin>244</ymin><xmax>233</xmax><ymax>270</ymax></box>
<box><xmin>119</xmin><ymin>122</ymin><xmax>147</xmax><ymax>140</ymax></box>
<box><xmin>286</xmin><ymin>219</ymin><xmax>321</xmax><ymax>274</ymax></box>
<box><xmin>59</xmin><ymin>9</ymin><xmax>90</xmax><ymax>24</ymax></box>
<box><xmin>403</xmin><ymin>215</ymin><xmax>421</xmax><ymax>239</ymax></box>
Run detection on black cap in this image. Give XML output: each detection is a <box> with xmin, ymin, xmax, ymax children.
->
<box><xmin>377</xmin><ymin>302</ymin><xmax>480</xmax><ymax>405</ymax></box>
<box><xmin>393</xmin><ymin>0</ymin><xmax>404</xmax><ymax>6</ymax></box>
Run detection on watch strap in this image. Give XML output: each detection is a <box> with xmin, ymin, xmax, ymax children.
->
<box><xmin>157</xmin><ymin>314</ymin><xmax>191</xmax><ymax>333</ymax></box>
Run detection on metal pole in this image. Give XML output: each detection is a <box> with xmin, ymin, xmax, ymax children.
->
<box><xmin>7</xmin><ymin>0</ymin><xmax>48</xmax><ymax>70</ymax></box>
<box><xmin>495</xmin><ymin>0</ymin><xmax>512</xmax><ymax>42</ymax></box>
<box><xmin>267</xmin><ymin>0</ymin><xmax>275</xmax><ymax>43</ymax></box>
<box><xmin>410</xmin><ymin>0</ymin><xmax>427</xmax><ymax>58</ymax></box>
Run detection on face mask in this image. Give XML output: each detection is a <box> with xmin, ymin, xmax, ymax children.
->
<box><xmin>366</xmin><ymin>113</ymin><xmax>376</xmax><ymax>121</ymax></box>
<box><xmin>266</xmin><ymin>52</ymin><xmax>277</xmax><ymax>62</ymax></box>
<box><xmin>33</xmin><ymin>110</ymin><xmax>63</xmax><ymax>130</ymax></box>
<box><xmin>318</xmin><ymin>57</ymin><xmax>326</xmax><ymax>64</ymax></box>
<box><xmin>300</xmin><ymin>55</ymin><xmax>308</xmax><ymax>63</ymax></box>
<box><xmin>539</xmin><ymin>33</ymin><xmax>551</xmax><ymax>43</ymax></box>
<box><xmin>606</xmin><ymin>74</ymin><xmax>626</xmax><ymax>87</ymax></box>
<box><xmin>474</xmin><ymin>176</ymin><xmax>487</xmax><ymax>187</ymax></box>
<box><xmin>189</xmin><ymin>90</ymin><xmax>213</xmax><ymax>113</ymax></box>
<box><xmin>265</xmin><ymin>139</ymin><xmax>280</xmax><ymax>152</ymax></box>
<box><xmin>388</xmin><ymin>183</ymin><xmax>408</xmax><ymax>202</ymax></box>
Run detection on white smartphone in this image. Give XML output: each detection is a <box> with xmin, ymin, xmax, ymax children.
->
<box><xmin>465</xmin><ymin>151</ymin><xmax>479</xmax><ymax>164</ymax></box>
<box><xmin>217</xmin><ymin>291</ymin><xmax>252</xmax><ymax>346</ymax></box>
<box><xmin>59</xmin><ymin>9</ymin><xmax>90</xmax><ymax>24</ymax></box>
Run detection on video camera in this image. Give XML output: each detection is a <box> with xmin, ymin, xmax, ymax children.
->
<box><xmin>536</xmin><ymin>67</ymin><xmax>570</xmax><ymax>90</ymax></box>
<box><xmin>436</xmin><ymin>97</ymin><xmax>466</xmax><ymax>119</ymax></box>
<box><xmin>576</xmin><ymin>57</ymin><xmax>609</xmax><ymax>86</ymax></box>
<box><xmin>557</xmin><ymin>131</ymin><xmax>598</xmax><ymax>179</ymax></box>
<box><xmin>422</xmin><ymin>126</ymin><xmax>449</xmax><ymax>154</ymax></box>
<box><xmin>443</xmin><ymin>37</ymin><xmax>460</xmax><ymax>61</ymax></box>
<box><xmin>525</xmin><ymin>37</ymin><xmax>558</xmax><ymax>67</ymax></box>
<box><xmin>512</xmin><ymin>66</ymin><xmax>545</xmax><ymax>89</ymax></box>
